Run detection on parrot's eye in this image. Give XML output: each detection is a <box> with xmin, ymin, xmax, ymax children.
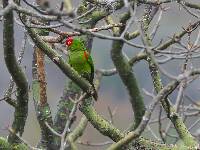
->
<box><xmin>66</xmin><ymin>37</ymin><xmax>73</xmax><ymax>46</ymax></box>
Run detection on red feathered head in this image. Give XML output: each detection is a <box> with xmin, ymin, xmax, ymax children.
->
<box><xmin>65</xmin><ymin>37</ymin><xmax>73</xmax><ymax>46</ymax></box>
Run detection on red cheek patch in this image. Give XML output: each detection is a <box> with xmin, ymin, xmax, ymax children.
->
<box><xmin>66</xmin><ymin>37</ymin><xmax>73</xmax><ymax>46</ymax></box>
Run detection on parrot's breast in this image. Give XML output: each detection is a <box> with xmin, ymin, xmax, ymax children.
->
<box><xmin>68</xmin><ymin>51</ymin><xmax>91</xmax><ymax>75</ymax></box>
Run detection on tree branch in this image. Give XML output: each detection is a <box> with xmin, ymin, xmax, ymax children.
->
<box><xmin>3</xmin><ymin>0</ymin><xmax>28</xmax><ymax>143</ymax></box>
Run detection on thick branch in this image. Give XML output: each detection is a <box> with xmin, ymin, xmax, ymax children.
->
<box><xmin>140</xmin><ymin>4</ymin><xmax>198</xmax><ymax>147</ymax></box>
<box><xmin>111</xmin><ymin>40</ymin><xmax>145</xmax><ymax>129</ymax></box>
<box><xmin>107</xmin><ymin>79</ymin><xmax>179</xmax><ymax>150</ymax></box>
<box><xmin>109</xmin><ymin>4</ymin><xmax>145</xmax><ymax>129</ymax></box>
<box><xmin>3</xmin><ymin>0</ymin><xmax>28</xmax><ymax>143</ymax></box>
<box><xmin>79</xmin><ymin>99</ymin><xmax>181</xmax><ymax>150</ymax></box>
<box><xmin>0</xmin><ymin>137</ymin><xmax>29</xmax><ymax>150</ymax></box>
<box><xmin>32</xmin><ymin>49</ymin><xmax>54</xmax><ymax>149</ymax></box>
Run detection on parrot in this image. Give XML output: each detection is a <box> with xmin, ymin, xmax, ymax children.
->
<box><xmin>65</xmin><ymin>36</ymin><xmax>98</xmax><ymax>101</ymax></box>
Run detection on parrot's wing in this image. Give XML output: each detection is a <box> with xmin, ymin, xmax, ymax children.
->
<box><xmin>83</xmin><ymin>50</ymin><xmax>98</xmax><ymax>101</ymax></box>
<box><xmin>84</xmin><ymin>50</ymin><xmax>94</xmax><ymax>83</ymax></box>
<box><xmin>88</xmin><ymin>55</ymin><xmax>94</xmax><ymax>83</ymax></box>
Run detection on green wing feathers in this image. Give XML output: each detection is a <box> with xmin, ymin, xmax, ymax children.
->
<box><xmin>68</xmin><ymin>50</ymin><xmax>93</xmax><ymax>81</ymax></box>
<box><xmin>82</xmin><ymin>52</ymin><xmax>98</xmax><ymax>101</ymax></box>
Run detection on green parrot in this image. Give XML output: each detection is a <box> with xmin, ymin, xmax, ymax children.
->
<box><xmin>65</xmin><ymin>36</ymin><xmax>98</xmax><ymax>101</ymax></box>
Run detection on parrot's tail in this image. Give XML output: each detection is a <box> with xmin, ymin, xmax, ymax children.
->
<box><xmin>91</xmin><ymin>82</ymin><xmax>98</xmax><ymax>101</ymax></box>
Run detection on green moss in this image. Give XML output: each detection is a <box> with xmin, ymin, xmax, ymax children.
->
<box><xmin>80</xmin><ymin>102</ymin><xmax>124</xmax><ymax>142</ymax></box>
<box><xmin>0</xmin><ymin>137</ymin><xmax>12</xmax><ymax>149</ymax></box>
<box><xmin>12</xmin><ymin>144</ymin><xmax>28</xmax><ymax>150</ymax></box>
<box><xmin>111</xmin><ymin>40</ymin><xmax>145</xmax><ymax>129</ymax></box>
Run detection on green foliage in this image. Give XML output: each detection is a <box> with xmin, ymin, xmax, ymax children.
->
<box><xmin>0</xmin><ymin>137</ymin><xmax>12</xmax><ymax>150</ymax></box>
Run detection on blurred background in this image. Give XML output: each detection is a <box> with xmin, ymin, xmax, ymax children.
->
<box><xmin>0</xmin><ymin>0</ymin><xmax>200</xmax><ymax>149</ymax></box>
